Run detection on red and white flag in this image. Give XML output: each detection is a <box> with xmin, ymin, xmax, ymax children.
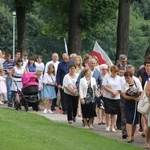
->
<box><xmin>91</xmin><ymin>41</ymin><xmax>113</xmax><ymax>65</ymax></box>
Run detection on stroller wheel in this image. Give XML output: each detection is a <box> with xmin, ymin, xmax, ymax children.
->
<box><xmin>36</xmin><ymin>105</ymin><xmax>39</xmax><ymax>112</ymax></box>
<box><xmin>25</xmin><ymin>105</ymin><xmax>28</xmax><ymax>111</ymax></box>
<box><xmin>14</xmin><ymin>101</ymin><xmax>19</xmax><ymax>110</ymax></box>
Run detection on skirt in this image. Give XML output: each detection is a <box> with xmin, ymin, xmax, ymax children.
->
<box><xmin>81</xmin><ymin>102</ymin><xmax>97</xmax><ymax>118</ymax></box>
<box><xmin>11</xmin><ymin>81</ymin><xmax>22</xmax><ymax>91</ymax></box>
<box><xmin>0</xmin><ymin>81</ymin><xmax>7</xmax><ymax>94</ymax></box>
<box><xmin>103</xmin><ymin>97</ymin><xmax>120</xmax><ymax>114</ymax></box>
<box><xmin>42</xmin><ymin>85</ymin><xmax>56</xmax><ymax>99</ymax></box>
<box><xmin>124</xmin><ymin>99</ymin><xmax>140</xmax><ymax>125</ymax></box>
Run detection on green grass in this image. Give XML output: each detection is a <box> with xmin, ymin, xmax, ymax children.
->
<box><xmin>0</xmin><ymin>108</ymin><xmax>143</xmax><ymax>150</ymax></box>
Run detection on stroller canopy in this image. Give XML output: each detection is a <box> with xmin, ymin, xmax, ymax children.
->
<box><xmin>22</xmin><ymin>72</ymin><xmax>39</xmax><ymax>89</ymax></box>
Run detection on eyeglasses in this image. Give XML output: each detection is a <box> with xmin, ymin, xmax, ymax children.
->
<box><xmin>122</xmin><ymin>60</ymin><xmax>127</xmax><ymax>62</ymax></box>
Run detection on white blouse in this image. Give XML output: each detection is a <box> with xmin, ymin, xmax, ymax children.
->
<box><xmin>102</xmin><ymin>74</ymin><xmax>121</xmax><ymax>99</ymax></box>
<box><xmin>63</xmin><ymin>73</ymin><xmax>79</xmax><ymax>95</ymax></box>
<box><xmin>43</xmin><ymin>73</ymin><xmax>56</xmax><ymax>85</ymax></box>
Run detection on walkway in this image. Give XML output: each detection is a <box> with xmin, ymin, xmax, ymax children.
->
<box><xmin>35</xmin><ymin>106</ymin><xmax>145</xmax><ymax>149</ymax></box>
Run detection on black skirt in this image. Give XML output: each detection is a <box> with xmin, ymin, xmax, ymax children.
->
<box><xmin>81</xmin><ymin>102</ymin><xmax>97</xmax><ymax>118</ymax></box>
<box><xmin>124</xmin><ymin>99</ymin><xmax>140</xmax><ymax>125</ymax></box>
<box><xmin>103</xmin><ymin>97</ymin><xmax>120</xmax><ymax>114</ymax></box>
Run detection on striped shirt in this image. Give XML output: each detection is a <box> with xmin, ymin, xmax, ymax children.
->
<box><xmin>3</xmin><ymin>59</ymin><xmax>15</xmax><ymax>75</ymax></box>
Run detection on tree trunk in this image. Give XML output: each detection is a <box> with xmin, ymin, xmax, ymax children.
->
<box><xmin>116</xmin><ymin>0</ymin><xmax>130</xmax><ymax>63</ymax></box>
<box><xmin>68</xmin><ymin>0</ymin><xmax>83</xmax><ymax>55</ymax></box>
<box><xmin>15</xmin><ymin>0</ymin><xmax>26</xmax><ymax>55</ymax></box>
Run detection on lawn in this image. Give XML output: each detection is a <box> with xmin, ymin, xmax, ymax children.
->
<box><xmin>0</xmin><ymin>108</ymin><xmax>143</xmax><ymax>150</ymax></box>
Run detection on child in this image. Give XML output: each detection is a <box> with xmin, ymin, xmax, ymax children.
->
<box><xmin>0</xmin><ymin>69</ymin><xmax>7</xmax><ymax>104</ymax></box>
<box><xmin>35</xmin><ymin>70</ymin><xmax>43</xmax><ymax>102</ymax></box>
<box><xmin>42</xmin><ymin>64</ymin><xmax>56</xmax><ymax>114</ymax></box>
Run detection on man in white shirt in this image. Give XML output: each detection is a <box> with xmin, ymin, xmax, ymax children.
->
<box><xmin>45</xmin><ymin>53</ymin><xmax>60</xmax><ymax>110</ymax></box>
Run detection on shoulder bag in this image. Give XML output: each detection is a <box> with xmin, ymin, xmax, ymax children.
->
<box><xmin>137</xmin><ymin>93</ymin><xmax>150</xmax><ymax>114</ymax></box>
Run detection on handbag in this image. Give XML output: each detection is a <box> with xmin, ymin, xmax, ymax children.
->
<box><xmin>137</xmin><ymin>93</ymin><xmax>150</xmax><ymax>114</ymax></box>
<box><xmin>94</xmin><ymin>88</ymin><xmax>101</xmax><ymax>98</ymax></box>
<box><xmin>84</xmin><ymin>96</ymin><xmax>95</xmax><ymax>104</ymax></box>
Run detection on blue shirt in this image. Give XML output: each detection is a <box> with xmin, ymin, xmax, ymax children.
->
<box><xmin>56</xmin><ymin>60</ymin><xmax>74</xmax><ymax>86</ymax></box>
<box><xmin>3</xmin><ymin>59</ymin><xmax>15</xmax><ymax>75</ymax></box>
<box><xmin>26</xmin><ymin>65</ymin><xmax>36</xmax><ymax>72</ymax></box>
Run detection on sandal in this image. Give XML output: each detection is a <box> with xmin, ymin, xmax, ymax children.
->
<box><xmin>127</xmin><ymin>140</ymin><xmax>133</xmax><ymax>143</ymax></box>
<box><xmin>144</xmin><ymin>143</ymin><xmax>150</xmax><ymax>149</ymax></box>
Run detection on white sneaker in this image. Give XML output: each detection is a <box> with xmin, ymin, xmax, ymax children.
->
<box><xmin>47</xmin><ymin>109</ymin><xmax>53</xmax><ymax>114</ymax></box>
<box><xmin>0</xmin><ymin>101</ymin><xmax>4</xmax><ymax>105</ymax></box>
<box><xmin>43</xmin><ymin>109</ymin><xmax>48</xmax><ymax>114</ymax></box>
<box><xmin>111</xmin><ymin>128</ymin><xmax>116</xmax><ymax>132</ymax></box>
<box><xmin>105</xmin><ymin>127</ymin><xmax>110</xmax><ymax>132</ymax></box>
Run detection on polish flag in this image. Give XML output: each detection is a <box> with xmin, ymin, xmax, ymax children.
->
<box><xmin>91</xmin><ymin>41</ymin><xmax>113</xmax><ymax>65</ymax></box>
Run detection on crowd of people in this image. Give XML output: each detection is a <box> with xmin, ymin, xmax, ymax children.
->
<box><xmin>0</xmin><ymin>50</ymin><xmax>150</xmax><ymax>148</ymax></box>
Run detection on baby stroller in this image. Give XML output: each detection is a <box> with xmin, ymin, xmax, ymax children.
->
<box><xmin>20</xmin><ymin>72</ymin><xmax>39</xmax><ymax>111</ymax></box>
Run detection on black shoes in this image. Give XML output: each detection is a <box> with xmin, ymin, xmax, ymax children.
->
<box><xmin>122</xmin><ymin>134</ymin><xmax>127</xmax><ymax>139</ymax></box>
<box><xmin>63</xmin><ymin>111</ymin><xmax>67</xmax><ymax>114</ymax></box>
<box><xmin>51</xmin><ymin>106</ymin><xmax>56</xmax><ymax>111</ymax></box>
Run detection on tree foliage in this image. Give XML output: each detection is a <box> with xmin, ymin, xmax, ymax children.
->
<box><xmin>0</xmin><ymin>3</ymin><xmax>13</xmax><ymax>52</ymax></box>
<box><xmin>40</xmin><ymin>0</ymin><xmax>117</xmax><ymax>39</ymax></box>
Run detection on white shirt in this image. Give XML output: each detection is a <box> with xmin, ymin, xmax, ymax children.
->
<box><xmin>45</xmin><ymin>60</ymin><xmax>59</xmax><ymax>74</ymax></box>
<box><xmin>121</xmin><ymin>79</ymin><xmax>143</xmax><ymax>93</ymax></box>
<box><xmin>22</xmin><ymin>58</ymin><xmax>28</xmax><ymax>67</ymax></box>
<box><xmin>63</xmin><ymin>73</ymin><xmax>79</xmax><ymax>95</ymax></box>
<box><xmin>35</xmin><ymin>62</ymin><xmax>45</xmax><ymax>72</ymax></box>
<box><xmin>102</xmin><ymin>74</ymin><xmax>121</xmax><ymax>99</ymax></box>
<box><xmin>0</xmin><ymin>58</ymin><xmax>5</xmax><ymax>69</ymax></box>
<box><xmin>117</xmin><ymin>75</ymin><xmax>141</xmax><ymax>91</ymax></box>
<box><xmin>43</xmin><ymin>73</ymin><xmax>56</xmax><ymax>85</ymax></box>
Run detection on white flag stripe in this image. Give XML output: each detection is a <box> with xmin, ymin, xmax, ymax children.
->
<box><xmin>93</xmin><ymin>41</ymin><xmax>113</xmax><ymax>65</ymax></box>
<box><xmin>64</xmin><ymin>38</ymin><xmax>68</xmax><ymax>54</ymax></box>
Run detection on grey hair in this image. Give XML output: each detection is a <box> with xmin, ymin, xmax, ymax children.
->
<box><xmin>119</xmin><ymin>54</ymin><xmax>127</xmax><ymax>61</ymax></box>
<box><xmin>126</xmin><ymin>64</ymin><xmax>135</xmax><ymax>70</ymax></box>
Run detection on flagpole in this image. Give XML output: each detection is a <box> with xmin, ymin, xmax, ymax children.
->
<box><xmin>64</xmin><ymin>38</ymin><xmax>68</xmax><ymax>54</ymax></box>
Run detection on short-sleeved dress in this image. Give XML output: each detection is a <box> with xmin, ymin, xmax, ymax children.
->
<box><xmin>11</xmin><ymin>66</ymin><xmax>25</xmax><ymax>91</ymax></box>
<box><xmin>0</xmin><ymin>76</ymin><xmax>7</xmax><ymax>94</ymax></box>
<box><xmin>42</xmin><ymin>73</ymin><xmax>56</xmax><ymax>99</ymax></box>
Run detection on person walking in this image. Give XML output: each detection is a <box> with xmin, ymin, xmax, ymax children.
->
<box><xmin>120</xmin><ymin>71</ymin><xmax>142</xmax><ymax>143</ymax></box>
<box><xmin>56</xmin><ymin>53</ymin><xmax>74</xmax><ymax>114</ymax></box>
<box><xmin>102</xmin><ymin>65</ymin><xmax>121</xmax><ymax>132</ymax></box>
<box><xmin>79</xmin><ymin>67</ymin><xmax>97</xmax><ymax>129</ymax></box>
<box><xmin>43</xmin><ymin>64</ymin><xmax>56</xmax><ymax>114</ymax></box>
<box><xmin>63</xmin><ymin>64</ymin><xmax>79</xmax><ymax>124</ymax></box>
<box><xmin>3</xmin><ymin>53</ymin><xmax>15</xmax><ymax>107</ymax></box>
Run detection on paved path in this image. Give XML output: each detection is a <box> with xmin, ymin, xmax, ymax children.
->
<box><xmin>34</xmin><ymin>107</ymin><xmax>145</xmax><ymax>149</ymax></box>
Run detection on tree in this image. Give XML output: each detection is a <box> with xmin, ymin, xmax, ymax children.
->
<box><xmin>14</xmin><ymin>0</ymin><xmax>39</xmax><ymax>54</ymax></box>
<box><xmin>116</xmin><ymin>0</ymin><xmax>130</xmax><ymax>63</ymax></box>
<box><xmin>15</xmin><ymin>0</ymin><xmax>26</xmax><ymax>53</ymax></box>
<box><xmin>41</xmin><ymin>0</ymin><xmax>117</xmax><ymax>54</ymax></box>
<box><xmin>68</xmin><ymin>0</ymin><xmax>83</xmax><ymax>54</ymax></box>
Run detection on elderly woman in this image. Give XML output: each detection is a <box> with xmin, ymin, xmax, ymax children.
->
<box><xmin>102</xmin><ymin>65</ymin><xmax>120</xmax><ymax>132</ymax></box>
<box><xmin>120</xmin><ymin>71</ymin><xmax>143</xmax><ymax>143</ymax></box>
<box><xmin>63</xmin><ymin>64</ymin><xmax>79</xmax><ymax>124</ymax></box>
<box><xmin>79</xmin><ymin>67</ymin><xmax>97</xmax><ymax>129</ymax></box>
<box><xmin>97</xmin><ymin>64</ymin><xmax>109</xmax><ymax>125</ymax></box>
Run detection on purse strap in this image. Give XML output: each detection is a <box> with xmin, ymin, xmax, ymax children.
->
<box><xmin>134</xmin><ymin>80</ymin><xmax>137</xmax><ymax>88</ymax></box>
